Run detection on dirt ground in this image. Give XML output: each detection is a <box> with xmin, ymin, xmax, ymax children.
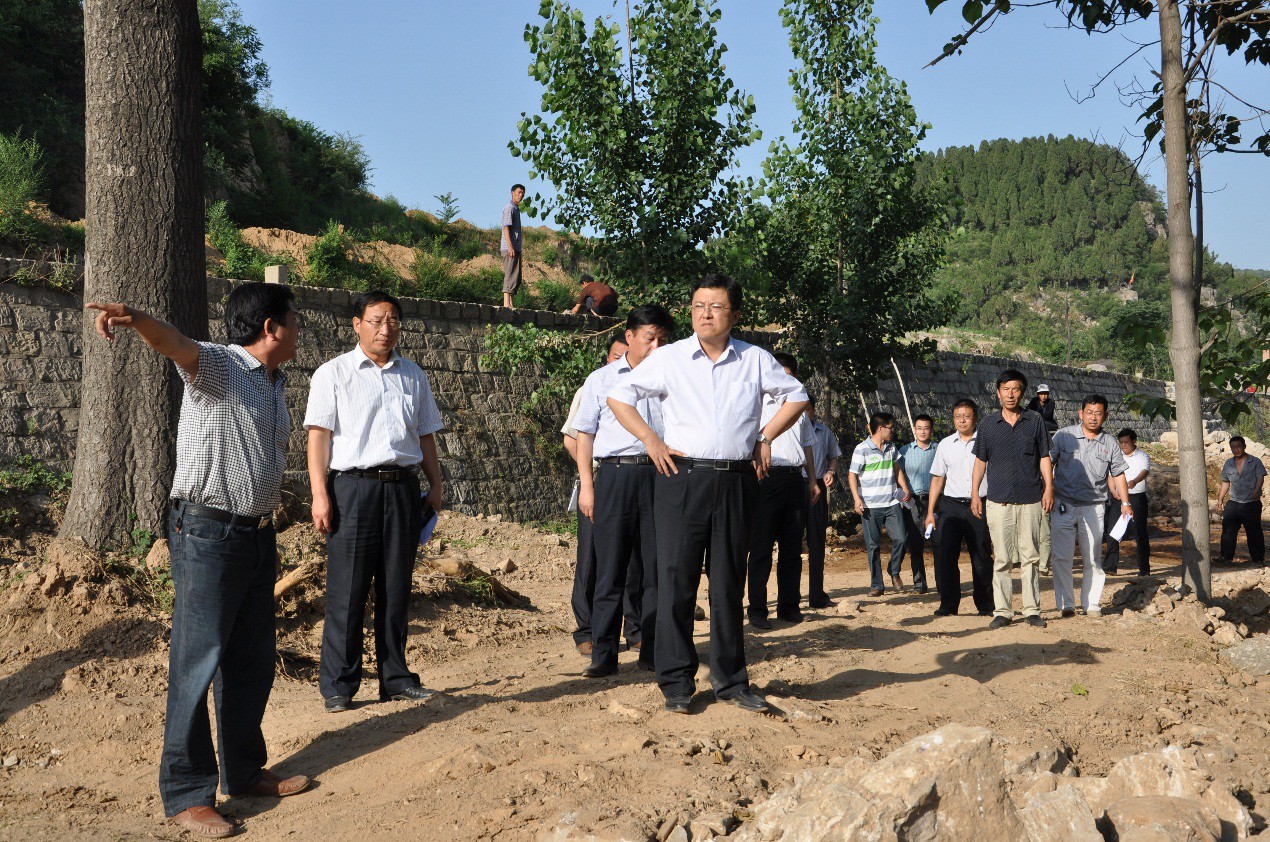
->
<box><xmin>1</xmin><ymin>508</ymin><xmax>1268</xmax><ymax>841</ymax></box>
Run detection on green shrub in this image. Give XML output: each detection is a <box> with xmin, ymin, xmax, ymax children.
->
<box><xmin>306</xmin><ymin>221</ymin><xmax>354</xmax><ymax>287</ymax></box>
<box><xmin>0</xmin><ymin>132</ymin><xmax>47</xmax><ymax>244</ymax></box>
<box><xmin>533</xmin><ymin>278</ymin><xmax>578</xmax><ymax>312</ymax></box>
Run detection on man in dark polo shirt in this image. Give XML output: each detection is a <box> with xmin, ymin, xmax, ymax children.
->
<box><xmin>87</xmin><ymin>285</ymin><xmax>312</xmax><ymax>838</ymax></box>
<box><xmin>971</xmin><ymin>369</ymin><xmax>1055</xmax><ymax>629</ymax></box>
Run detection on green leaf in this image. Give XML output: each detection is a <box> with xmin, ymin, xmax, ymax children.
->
<box><xmin>963</xmin><ymin>0</ymin><xmax>983</xmax><ymax>23</ymax></box>
<box><xmin>1072</xmin><ymin>683</ymin><xmax>1088</xmax><ymax>696</ymax></box>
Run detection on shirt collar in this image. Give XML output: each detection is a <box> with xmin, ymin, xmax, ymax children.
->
<box><xmin>615</xmin><ymin>352</ymin><xmax>633</xmax><ymax>374</ymax></box>
<box><xmin>229</xmin><ymin>344</ymin><xmax>287</xmax><ymax>383</ymax></box>
<box><xmin>354</xmin><ymin>343</ymin><xmax>399</xmax><ymax>369</ymax></box>
<box><xmin>689</xmin><ymin>334</ymin><xmax>738</xmax><ymax>363</ymax></box>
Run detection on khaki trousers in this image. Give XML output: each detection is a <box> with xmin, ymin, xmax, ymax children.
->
<box><xmin>985</xmin><ymin>500</ymin><xmax>1043</xmax><ymax>618</ymax></box>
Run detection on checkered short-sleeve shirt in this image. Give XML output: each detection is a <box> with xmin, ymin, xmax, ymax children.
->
<box><xmin>170</xmin><ymin>342</ymin><xmax>290</xmax><ymax>518</ymax></box>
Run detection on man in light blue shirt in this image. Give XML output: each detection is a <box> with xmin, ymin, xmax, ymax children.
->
<box><xmin>573</xmin><ymin>305</ymin><xmax>675</xmax><ymax>677</ymax></box>
<box><xmin>897</xmin><ymin>414</ymin><xmax>936</xmax><ymax>594</ymax></box>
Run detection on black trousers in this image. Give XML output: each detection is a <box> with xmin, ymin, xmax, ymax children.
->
<box><xmin>590</xmin><ymin>463</ymin><xmax>658</xmax><ymax>670</ymax></box>
<box><xmin>654</xmin><ymin>465</ymin><xmax>758</xmax><ymax>700</ymax></box>
<box><xmin>806</xmin><ymin>478</ymin><xmax>829</xmax><ymax>604</ymax></box>
<box><xmin>746</xmin><ymin>470</ymin><xmax>807</xmax><ymax>619</ymax></box>
<box><xmin>933</xmin><ymin>497</ymin><xmax>994</xmax><ymax>615</ymax></box>
<box><xmin>571</xmin><ymin>508</ymin><xmax>642</xmax><ymax>646</ymax></box>
<box><xmin>1220</xmin><ymin>499</ymin><xmax>1265</xmax><ymax>564</ymax></box>
<box><xmin>1103</xmin><ymin>493</ymin><xmax>1151</xmax><ymax>573</ymax></box>
<box><xmin>321</xmin><ymin>473</ymin><xmax>422</xmax><ymax>699</ymax></box>
<box><xmin>900</xmin><ymin>493</ymin><xmax>931</xmax><ymax>589</ymax></box>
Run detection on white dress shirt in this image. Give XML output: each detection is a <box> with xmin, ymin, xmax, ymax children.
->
<box><xmin>930</xmin><ymin>430</ymin><xmax>987</xmax><ymax>499</ymax></box>
<box><xmin>1123</xmin><ymin>448</ymin><xmax>1150</xmax><ymax>495</ymax></box>
<box><xmin>609</xmin><ymin>335</ymin><xmax>808</xmax><ymax>461</ymax></box>
<box><xmin>561</xmin><ymin>387</ymin><xmax>584</xmax><ymax>438</ymax></box>
<box><xmin>810</xmin><ymin>420</ymin><xmax>842</xmax><ymax>479</ymax></box>
<box><xmin>304</xmin><ymin>345</ymin><xmax>444</xmax><ymax>470</ymax></box>
<box><xmin>574</xmin><ymin>354</ymin><xmax>665</xmax><ymax>458</ymax></box>
<box><xmin>760</xmin><ymin>395</ymin><xmax>813</xmax><ymax>467</ymax></box>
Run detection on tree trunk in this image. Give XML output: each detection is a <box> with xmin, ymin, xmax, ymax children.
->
<box><xmin>60</xmin><ymin>0</ymin><xmax>207</xmax><ymax>548</ymax></box>
<box><xmin>1157</xmin><ymin>0</ymin><xmax>1210</xmax><ymax>601</ymax></box>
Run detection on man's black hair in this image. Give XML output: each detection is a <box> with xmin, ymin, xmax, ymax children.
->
<box><xmin>1082</xmin><ymin>394</ymin><xmax>1109</xmax><ymax>411</ymax></box>
<box><xmin>511</xmin><ymin>183</ymin><xmax>525</xmax><ymax>193</ymax></box>
<box><xmin>225</xmin><ymin>282</ymin><xmax>296</xmax><ymax>346</ymax></box>
<box><xmin>772</xmin><ymin>351</ymin><xmax>799</xmax><ymax>377</ymax></box>
<box><xmin>996</xmin><ymin>368</ymin><xmax>1028</xmax><ymax>390</ymax></box>
<box><xmin>579</xmin><ymin>273</ymin><xmax>594</xmax><ymax>286</ymax></box>
<box><xmin>606</xmin><ymin>334</ymin><xmax>628</xmax><ymax>355</ymax></box>
<box><xmin>869</xmin><ymin>411</ymin><xmax>895</xmax><ymax>434</ymax></box>
<box><xmin>693</xmin><ymin>272</ymin><xmax>742</xmax><ymax>310</ymax></box>
<box><xmin>1230</xmin><ymin>435</ymin><xmax>1246</xmax><ymax>448</ymax></box>
<box><xmin>952</xmin><ymin>398</ymin><xmax>979</xmax><ymax>419</ymax></box>
<box><xmin>353</xmin><ymin>290</ymin><xmax>403</xmax><ymax>321</ymax></box>
<box><xmin>626</xmin><ymin>304</ymin><xmax>675</xmax><ymax>335</ymax></box>
<box><xmin>1117</xmin><ymin>428</ymin><xmax>1137</xmax><ymax>442</ymax></box>
<box><xmin>913</xmin><ymin>413</ymin><xmax>934</xmax><ymax>426</ymax></box>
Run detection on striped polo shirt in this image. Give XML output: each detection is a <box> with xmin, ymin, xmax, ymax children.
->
<box><xmin>849</xmin><ymin>437</ymin><xmax>899</xmax><ymax>509</ymax></box>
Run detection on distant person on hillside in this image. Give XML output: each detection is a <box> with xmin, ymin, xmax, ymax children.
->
<box><xmin>1216</xmin><ymin>436</ymin><xmax>1266</xmax><ymax>567</ymax></box>
<box><xmin>568</xmin><ymin>274</ymin><xmax>620</xmax><ymax>317</ymax></box>
<box><xmin>1103</xmin><ymin>428</ymin><xmax>1152</xmax><ymax>575</ymax></box>
<box><xmin>1026</xmin><ymin>384</ymin><xmax>1059</xmax><ymax>434</ymax></box>
<box><xmin>501</xmin><ymin>183</ymin><xmax>525</xmax><ymax>309</ymax></box>
<box><xmin>848</xmin><ymin>411</ymin><xmax>914</xmax><ymax>596</ymax></box>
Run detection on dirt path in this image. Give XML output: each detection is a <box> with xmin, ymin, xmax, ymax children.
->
<box><xmin>1</xmin><ymin>514</ymin><xmax>1267</xmax><ymax>840</ymax></box>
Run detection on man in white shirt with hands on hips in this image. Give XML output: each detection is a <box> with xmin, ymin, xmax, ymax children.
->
<box><xmin>573</xmin><ymin>305</ymin><xmax>676</xmax><ymax>678</ymax></box>
<box><xmin>607</xmin><ymin>274</ymin><xmax>809</xmax><ymax>716</ymax></box>
<box><xmin>305</xmin><ymin>290</ymin><xmax>444</xmax><ymax>713</ymax></box>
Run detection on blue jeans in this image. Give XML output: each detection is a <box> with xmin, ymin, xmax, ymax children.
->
<box><xmin>861</xmin><ymin>505</ymin><xmax>908</xmax><ymax>591</ymax></box>
<box><xmin>159</xmin><ymin>507</ymin><xmax>277</xmax><ymax>816</ymax></box>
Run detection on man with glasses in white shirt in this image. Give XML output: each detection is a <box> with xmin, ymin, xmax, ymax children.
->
<box><xmin>305</xmin><ymin>291</ymin><xmax>444</xmax><ymax>713</ymax></box>
<box><xmin>608</xmin><ymin>274</ymin><xmax>808</xmax><ymax>715</ymax></box>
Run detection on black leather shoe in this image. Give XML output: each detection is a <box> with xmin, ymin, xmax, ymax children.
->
<box><xmin>750</xmin><ymin>615</ymin><xmax>771</xmax><ymax>630</ymax></box>
<box><xmin>989</xmin><ymin>616</ymin><xmax>1011</xmax><ymax>629</ymax></box>
<box><xmin>776</xmin><ymin>611</ymin><xmax>804</xmax><ymax>624</ymax></box>
<box><xmin>583</xmin><ymin>663</ymin><xmax>619</xmax><ymax>678</ymax></box>
<box><xmin>1025</xmin><ymin>615</ymin><xmax>1047</xmax><ymax>628</ymax></box>
<box><xmin>382</xmin><ymin>685</ymin><xmax>436</xmax><ymax>702</ymax></box>
<box><xmin>913</xmin><ymin>586</ymin><xmax>928</xmax><ymax>595</ymax></box>
<box><xmin>977</xmin><ymin>609</ymin><xmax>993</xmax><ymax>617</ymax></box>
<box><xmin>324</xmin><ymin>695</ymin><xmax>352</xmax><ymax>713</ymax></box>
<box><xmin>809</xmin><ymin>598</ymin><xmax>835</xmax><ymax>609</ymax></box>
<box><xmin>719</xmin><ymin>689</ymin><xmax>771</xmax><ymax>713</ymax></box>
<box><xmin>664</xmin><ymin>694</ymin><xmax>692</xmax><ymax>714</ymax></box>
<box><xmin>933</xmin><ymin>608</ymin><xmax>953</xmax><ymax>617</ymax></box>
<box><xmin>635</xmin><ymin>660</ymin><xmax>655</xmax><ymax>673</ymax></box>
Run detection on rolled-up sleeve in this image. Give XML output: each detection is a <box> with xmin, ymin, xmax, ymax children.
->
<box><xmin>303</xmin><ymin>363</ymin><xmax>338</xmax><ymax>431</ymax></box>
<box><xmin>414</xmin><ymin>373</ymin><xmax>444</xmax><ymax>436</ymax></box>
<box><xmin>1109</xmin><ymin>445</ymin><xmax>1127</xmax><ymax>477</ymax></box>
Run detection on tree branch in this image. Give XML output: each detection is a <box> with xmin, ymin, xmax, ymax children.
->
<box><xmin>925</xmin><ymin>9</ymin><xmax>1003</xmax><ymax>68</ymax></box>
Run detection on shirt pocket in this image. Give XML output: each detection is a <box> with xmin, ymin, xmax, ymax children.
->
<box><xmin>721</xmin><ymin>382</ymin><xmax>761</xmax><ymax>429</ymax></box>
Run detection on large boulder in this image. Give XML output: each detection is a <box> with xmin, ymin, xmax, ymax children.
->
<box><xmin>1017</xmin><ymin>786</ymin><xmax>1101</xmax><ymax>841</ymax></box>
<box><xmin>1095</xmin><ymin>746</ymin><xmax>1252</xmax><ymax>839</ymax></box>
<box><xmin>1103</xmin><ymin>795</ymin><xmax>1223</xmax><ymax>842</ymax></box>
<box><xmin>1220</xmin><ymin>638</ymin><xmax>1270</xmax><ymax>677</ymax></box>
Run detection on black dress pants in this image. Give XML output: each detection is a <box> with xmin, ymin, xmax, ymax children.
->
<box><xmin>806</xmin><ymin>478</ymin><xmax>830</xmax><ymax>604</ymax></box>
<box><xmin>1220</xmin><ymin>499</ymin><xmax>1265</xmax><ymax>565</ymax></box>
<box><xmin>746</xmin><ymin>469</ymin><xmax>807</xmax><ymax>619</ymax></box>
<box><xmin>1103</xmin><ymin>493</ymin><xmax>1151</xmax><ymax>574</ymax></box>
<box><xmin>654</xmin><ymin>465</ymin><xmax>759</xmax><ymax>700</ymax></box>
<box><xmin>900</xmin><ymin>493</ymin><xmax>931</xmax><ymax>589</ymax></box>
<box><xmin>571</xmin><ymin>508</ymin><xmax>642</xmax><ymax>646</ymax></box>
<box><xmin>590</xmin><ymin>462</ymin><xmax>658</xmax><ymax>670</ymax></box>
<box><xmin>321</xmin><ymin>472</ymin><xmax>422</xmax><ymax>700</ymax></box>
<box><xmin>933</xmin><ymin>497</ymin><xmax>994</xmax><ymax>615</ymax></box>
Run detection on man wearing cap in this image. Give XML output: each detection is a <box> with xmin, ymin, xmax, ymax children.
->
<box><xmin>607</xmin><ymin>273</ymin><xmax>808</xmax><ymax>715</ymax></box>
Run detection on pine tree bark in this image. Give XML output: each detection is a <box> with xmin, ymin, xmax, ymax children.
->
<box><xmin>60</xmin><ymin>0</ymin><xmax>207</xmax><ymax>548</ymax></box>
<box><xmin>1158</xmin><ymin>0</ymin><xmax>1211</xmax><ymax>601</ymax></box>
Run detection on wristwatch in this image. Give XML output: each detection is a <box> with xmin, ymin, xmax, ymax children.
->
<box><xmin>757</xmin><ymin>433</ymin><xmax>773</xmax><ymax>446</ymax></box>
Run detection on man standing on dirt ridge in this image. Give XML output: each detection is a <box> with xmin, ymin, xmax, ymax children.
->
<box><xmin>501</xmin><ymin>183</ymin><xmax>525</xmax><ymax>309</ymax></box>
<box><xmin>607</xmin><ymin>274</ymin><xmax>808</xmax><ymax>715</ymax></box>
<box><xmin>972</xmin><ymin>368</ymin><xmax>1055</xmax><ymax>630</ymax></box>
<box><xmin>305</xmin><ymin>290</ymin><xmax>445</xmax><ymax>715</ymax></box>
<box><xmin>573</xmin><ymin>305</ymin><xmax>676</xmax><ymax>678</ymax></box>
<box><xmin>86</xmin><ymin>284</ymin><xmax>312</xmax><ymax>839</ymax></box>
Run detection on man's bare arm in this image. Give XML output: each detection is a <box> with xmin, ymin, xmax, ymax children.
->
<box><xmin>419</xmin><ymin>433</ymin><xmax>443</xmax><ymax>511</ymax></box>
<box><xmin>608</xmin><ymin>398</ymin><xmax>678</xmax><ymax>476</ymax></box>
<box><xmin>86</xmin><ymin>302</ymin><xmax>200</xmax><ymax>378</ymax></box>
<box><xmin>307</xmin><ymin>427</ymin><xmax>334</xmax><ymax>534</ymax></box>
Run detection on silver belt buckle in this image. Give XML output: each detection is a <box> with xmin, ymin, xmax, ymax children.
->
<box><xmin>380</xmin><ymin>469</ymin><xmax>400</xmax><ymax>482</ymax></box>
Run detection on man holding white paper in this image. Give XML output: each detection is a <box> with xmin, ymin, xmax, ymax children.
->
<box><xmin>1048</xmin><ymin>395</ymin><xmax>1130</xmax><ymax>619</ymax></box>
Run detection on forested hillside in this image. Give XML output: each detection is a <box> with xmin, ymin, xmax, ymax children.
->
<box><xmin>918</xmin><ymin>136</ymin><xmax>1262</xmax><ymax>375</ymax></box>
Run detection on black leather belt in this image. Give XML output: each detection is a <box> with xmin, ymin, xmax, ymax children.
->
<box><xmin>766</xmin><ymin>465</ymin><xmax>804</xmax><ymax>475</ymax></box>
<box><xmin>943</xmin><ymin>497</ymin><xmax>972</xmax><ymax>505</ymax></box>
<box><xmin>333</xmin><ymin>465</ymin><xmax>419</xmax><ymax>482</ymax></box>
<box><xmin>597</xmin><ymin>455</ymin><xmax>653</xmax><ymax>465</ymax></box>
<box><xmin>172</xmin><ymin>499</ymin><xmax>272</xmax><ymax>530</ymax></box>
<box><xmin>672</xmin><ymin>456</ymin><xmax>754</xmax><ymax>473</ymax></box>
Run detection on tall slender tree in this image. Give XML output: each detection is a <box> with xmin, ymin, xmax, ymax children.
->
<box><xmin>61</xmin><ymin>0</ymin><xmax>208</xmax><ymax>548</ymax></box>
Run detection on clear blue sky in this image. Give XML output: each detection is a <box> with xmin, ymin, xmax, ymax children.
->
<box><xmin>237</xmin><ymin>0</ymin><xmax>1268</xmax><ymax>269</ymax></box>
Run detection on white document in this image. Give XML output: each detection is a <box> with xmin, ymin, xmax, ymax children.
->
<box><xmin>894</xmin><ymin>488</ymin><xmax>918</xmax><ymax>512</ymax></box>
<box><xmin>1108</xmin><ymin>512</ymin><xmax>1132</xmax><ymax>542</ymax></box>
<box><xmin>567</xmin><ymin>479</ymin><xmax>580</xmax><ymax>514</ymax></box>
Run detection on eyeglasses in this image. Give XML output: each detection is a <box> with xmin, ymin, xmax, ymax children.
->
<box><xmin>362</xmin><ymin>318</ymin><xmax>402</xmax><ymax>331</ymax></box>
<box><xmin>691</xmin><ymin>302</ymin><xmax>733</xmax><ymax>313</ymax></box>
